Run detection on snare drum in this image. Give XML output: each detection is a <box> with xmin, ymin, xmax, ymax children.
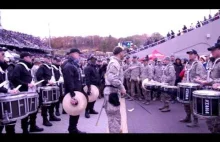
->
<box><xmin>39</xmin><ymin>86</ymin><xmax>60</xmax><ymax>106</ymax></box>
<box><xmin>144</xmin><ymin>82</ymin><xmax>156</xmax><ymax>91</ymax></box>
<box><xmin>161</xmin><ymin>85</ymin><xmax>178</xmax><ymax>95</ymax></box>
<box><xmin>177</xmin><ymin>82</ymin><xmax>201</xmax><ymax>104</ymax></box>
<box><xmin>26</xmin><ymin>92</ymin><xmax>39</xmax><ymax>114</ymax></box>
<box><xmin>0</xmin><ymin>93</ymin><xmax>28</xmax><ymax>124</ymax></box>
<box><xmin>193</xmin><ymin>90</ymin><xmax>220</xmax><ymax>119</ymax></box>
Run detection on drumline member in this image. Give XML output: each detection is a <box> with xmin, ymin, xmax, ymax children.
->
<box><xmin>195</xmin><ymin>42</ymin><xmax>220</xmax><ymax>133</ymax></box>
<box><xmin>130</xmin><ymin>55</ymin><xmax>142</xmax><ymax>101</ymax></box>
<box><xmin>51</xmin><ymin>57</ymin><xmax>63</xmax><ymax>116</ymax></box>
<box><xmin>84</xmin><ymin>55</ymin><xmax>99</xmax><ymax>118</ymax></box>
<box><xmin>104</xmin><ymin>46</ymin><xmax>126</xmax><ymax>133</ymax></box>
<box><xmin>152</xmin><ymin>59</ymin><xmax>163</xmax><ymax>101</ymax></box>
<box><xmin>31</xmin><ymin>58</ymin><xmax>42</xmax><ymax>83</ymax></box>
<box><xmin>11</xmin><ymin>52</ymin><xmax>44</xmax><ymax>134</ymax></box>
<box><xmin>36</xmin><ymin>54</ymin><xmax>61</xmax><ymax>127</ymax></box>
<box><xmin>0</xmin><ymin>48</ymin><xmax>18</xmax><ymax>134</ymax></box>
<box><xmin>159</xmin><ymin>56</ymin><xmax>176</xmax><ymax>112</ymax></box>
<box><xmin>62</xmin><ymin>48</ymin><xmax>86</xmax><ymax>134</ymax></box>
<box><xmin>179</xmin><ymin>49</ymin><xmax>206</xmax><ymax>127</ymax></box>
<box><xmin>140</xmin><ymin>57</ymin><xmax>154</xmax><ymax>105</ymax></box>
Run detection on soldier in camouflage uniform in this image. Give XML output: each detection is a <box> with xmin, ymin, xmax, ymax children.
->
<box><xmin>180</xmin><ymin>49</ymin><xmax>206</xmax><ymax>127</ymax></box>
<box><xmin>140</xmin><ymin>57</ymin><xmax>154</xmax><ymax>105</ymax></box>
<box><xmin>104</xmin><ymin>46</ymin><xmax>126</xmax><ymax>133</ymax></box>
<box><xmin>153</xmin><ymin>59</ymin><xmax>163</xmax><ymax>100</ymax></box>
<box><xmin>159</xmin><ymin>57</ymin><xmax>176</xmax><ymax>112</ymax></box>
<box><xmin>195</xmin><ymin>43</ymin><xmax>220</xmax><ymax>133</ymax></box>
<box><xmin>129</xmin><ymin>55</ymin><xmax>142</xmax><ymax>101</ymax></box>
<box><xmin>123</xmin><ymin>56</ymin><xmax>131</xmax><ymax>97</ymax></box>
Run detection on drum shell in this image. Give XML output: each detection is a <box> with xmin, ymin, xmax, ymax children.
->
<box><xmin>0</xmin><ymin>93</ymin><xmax>29</xmax><ymax>124</ymax></box>
<box><xmin>192</xmin><ymin>90</ymin><xmax>220</xmax><ymax>119</ymax></box>
<box><xmin>160</xmin><ymin>85</ymin><xmax>177</xmax><ymax>95</ymax></box>
<box><xmin>177</xmin><ymin>83</ymin><xmax>201</xmax><ymax>104</ymax></box>
<box><xmin>39</xmin><ymin>86</ymin><xmax>60</xmax><ymax>106</ymax></box>
<box><xmin>26</xmin><ymin>92</ymin><xmax>39</xmax><ymax>114</ymax></box>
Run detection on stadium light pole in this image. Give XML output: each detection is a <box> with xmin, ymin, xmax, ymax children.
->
<box><xmin>48</xmin><ymin>23</ymin><xmax>51</xmax><ymax>49</ymax></box>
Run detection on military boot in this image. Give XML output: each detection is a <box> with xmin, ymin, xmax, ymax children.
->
<box><xmin>179</xmin><ymin>115</ymin><xmax>191</xmax><ymax>123</ymax></box>
<box><xmin>43</xmin><ymin>117</ymin><xmax>52</xmax><ymax>127</ymax></box>
<box><xmin>159</xmin><ymin>106</ymin><xmax>166</xmax><ymax>110</ymax></box>
<box><xmin>161</xmin><ymin>106</ymin><xmax>171</xmax><ymax>112</ymax></box>
<box><xmin>186</xmin><ymin>117</ymin><xmax>198</xmax><ymax>127</ymax></box>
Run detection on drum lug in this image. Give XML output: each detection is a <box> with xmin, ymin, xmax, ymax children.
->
<box><xmin>2</xmin><ymin>111</ymin><xmax>12</xmax><ymax>123</ymax></box>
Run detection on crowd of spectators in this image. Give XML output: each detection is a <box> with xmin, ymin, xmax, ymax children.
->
<box><xmin>0</xmin><ymin>29</ymin><xmax>50</xmax><ymax>49</ymax></box>
<box><xmin>130</xmin><ymin>10</ymin><xmax>220</xmax><ymax>54</ymax></box>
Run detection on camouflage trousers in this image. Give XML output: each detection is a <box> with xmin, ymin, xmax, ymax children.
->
<box><xmin>142</xmin><ymin>88</ymin><xmax>151</xmax><ymax>101</ymax></box>
<box><xmin>183</xmin><ymin>103</ymin><xmax>198</xmax><ymax>120</ymax></box>
<box><xmin>125</xmin><ymin>78</ymin><xmax>131</xmax><ymax>94</ymax></box>
<box><xmin>161</xmin><ymin>93</ymin><xmax>170</xmax><ymax>107</ymax></box>
<box><xmin>131</xmin><ymin>80</ymin><xmax>141</xmax><ymax>97</ymax></box>
<box><xmin>206</xmin><ymin>117</ymin><xmax>220</xmax><ymax>133</ymax></box>
<box><xmin>104</xmin><ymin>95</ymin><xmax>121</xmax><ymax>133</ymax></box>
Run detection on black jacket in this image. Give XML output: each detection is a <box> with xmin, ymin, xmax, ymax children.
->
<box><xmin>63</xmin><ymin>57</ymin><xmax>82</xmax><ymax>97</ymax></box>
<box><xmin>84</xmin><ymin>63</ymin><xmax>100</xmax><ymax>87</ymax></box>
<box><xmin>0</xmin><ymin>61</ymin><xmax>9</xmax><ymax>93</ymax></box>
<box><xmin>52</xmin><ymin>64</ymin><xmax>61</xmax><ymax>81</ymax></box>
<box><xmin>99</xmin><ymin>64</ymin><xmax>107</xmax><ymax>83</ymax></box>
<box><xmin>36</xmin><ymin>63</ymin><xmax>52</xmax><ymax>87</ymax></box>
<box><xmin>11</xmin><ymin>60</ymin><xmax>33</xmax><ymax>92</ymax></box>
<box><xmin>174</xmin><ymin>62</ymin><xmax>183</xmax><ymax>78</ymax></box>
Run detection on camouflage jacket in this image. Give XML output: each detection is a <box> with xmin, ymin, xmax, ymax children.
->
<box><xmin>140</xmin><ymin>64</ymin><xmax>154</xmax><ymax>81</ymax></box>
<box><xmin>182</xmin><ymin>60</ymin><xmax>206</xmax><ymax>83</ymax></box>
<box><xmin>206</xmin><ymin>58</ymin><xmax>220</xmax><ymax>84</ymax></box>
<box><xmin>153</xmin><ymin>64</ymin><xmax>163</xmax><ymax>82</ymax></box>
<box><xmin>161</xmin><ymin>63</ymin><xmax>176</xmax><ymax>85</ymax></box>
<box><xmin>104</xmin><ymin>56</ymin><xmax>125</xmax><ymax>95</ymax></box>
<box><xmin>130</xmin><ymin>62</ymin><xmax>142</xmax><ymax>81</ymax></box>
<box><xmin>123</xmin><ymin>63</ymin><xmax>131</xmax><ymax>79</ymax></box>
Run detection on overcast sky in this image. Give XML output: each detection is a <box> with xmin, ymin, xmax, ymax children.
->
<box><xmin>1</xmin><ymin>9</ymin><xmax>218</xmax><ymax>38</ymax></box>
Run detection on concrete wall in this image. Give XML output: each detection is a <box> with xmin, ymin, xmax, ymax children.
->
<box><xmin>133</xmin><ymin>19</ymin><xmax>220</xmax><ymax>58</ymax></box>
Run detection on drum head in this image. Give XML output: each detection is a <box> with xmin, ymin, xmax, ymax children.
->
<box><xmin>62</xmin><ymin>92</ymin><xmax>87</xmax><ymax>116</ymax></box>
<box><xmin>142</xmin><ymin>79</ymin><xmax>149</xmax><ymax>89</ymax></box>
<box><xmin>193</xmin><ymin>90</ymin><xmax>220</xmax><ymax>97</ymax></box>
<box><xmin>178</xmin><ymin>82</ymin><xmax>200</xmax><ymax>87</ymax></box>
<box><xmin>0</xmin><ymin>93</ymin><xmax>6</xmax><ymax>97</ymax></box>
<box><xmin>83</xmin><ymin>85</ymin><xmax>99</xmax><ymax>102</ymax></box>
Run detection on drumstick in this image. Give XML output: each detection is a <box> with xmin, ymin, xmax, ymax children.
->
<box><xmin>14</xmin><ymin>85</ymin><xmax>22</xmax><ymax>91</ymax></box>
<box><xmin>34</xmin><ymin>80</ymin><xmax>44</xmax><ymax>86</ymax></box>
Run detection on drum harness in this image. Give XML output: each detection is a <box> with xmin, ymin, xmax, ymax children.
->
<box><xmin>185</xmin><ymin>61</ymin><xmax>198</xmax><ymax>83</ymax></box>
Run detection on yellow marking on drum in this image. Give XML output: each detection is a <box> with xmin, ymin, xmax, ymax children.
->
<box><xmin>106</xmin><ymin>98</ymin><xmax>128</xmax><ymax>133</ymax></box>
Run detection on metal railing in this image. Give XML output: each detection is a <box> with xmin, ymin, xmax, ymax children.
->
<box><xmin>129</xmin><ymin>13</ymin><xmax>220</xmax><ymax>54</ymax></box>
<box><xmin>174</xmin><ymin>42</ymin><xmax>211</xmax><ymax>54</ymax></box>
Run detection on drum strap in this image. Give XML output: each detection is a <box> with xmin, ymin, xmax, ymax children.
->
<box><xmin>51</xmin><ymin>65</ymin><xmax>59</xmax><ymax>70</ymax></box>
<box><xmin>43</xmin><ymin>64</ymin><xmax>51</xmax><ymax>69</ymax></box>
<box><xmin>17</xmin><ymin>62</ymin><xmax>30</xmax><ymax>71</ymax></box>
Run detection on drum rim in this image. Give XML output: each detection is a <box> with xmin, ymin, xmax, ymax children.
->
<box><xmin>193</xmin><ymin>112</ymin><xmax>219</xmax><ymax>119</ymax></box>
<box><xmin>0</xmin><ymin>94</ymin><xmax>27</xmax><ymax>101</ymax></box>
<box><xmin>177</xmin><ymin>97</ymin><xmax>190</xmax><ymax>103</ymax></box>
<box><xmin>42</xmin><ymin>100</ymin><xmax>59</xmax><ymax>105</ymax></box>
<box><xmin>193</xmin><ymin>90</ymin><xmax>220</xmax><ymax>97</ymax></box>
<box><xmin>178</xmin><ymin>82</ymin><xmax>200</xmax><ymax>87</ymax></box>
<box><xmin>161</xmin><ymin>85</ymin><xmax>178</xmax><ymax>89</ymax></box>
<box><xmin>0</xmin><ymin>113</ymin><xmax>29</xmax><ymax>123</ymax></box>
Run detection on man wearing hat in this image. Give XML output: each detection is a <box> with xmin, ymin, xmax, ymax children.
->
<box><xmin>84</xmin><ymin>55</ymin><xmax>99</xmax><ymax>118</ymax></box>
<box><xmin>159</xmin><ymin>56</ymin><xmax>176</xmax><ymax>112</ymax></box>
<box><xmin>179</xmin><ymin>49</ymin><xmax>206</xmax><ymax>127</ymax></box>
<box><xmin>123</xmin><ymin>56</ymin><xmax>131</xmax><ymax>99</ymax></box>
<box><xmin>104</xmin><ymin>46</ymin><xmax>126</xmax><ymax>133</ymax></box>
<box><xmin>62</xmin><ymin>48</ymin><xmax>86</xmax><ymax>133</ymax></box>
<box><xmin>194</xmin><ymin>42</ymin><xmax>220</xmax><ymax>133</ymax></box>
<box><xmin>0</xmin><ymin>48</ymin><xmax>19</xmax><ymax>134</ymax></box>
<box><xmin>140</xmin><ymin>57</ymin><xmax>154</xmax><ymax>105</ymax></box>
<box><xmin>36</xmin><ymin>54</ymin><xmax>61</xmax><ymax>127</ymax></box>
<box><xmin>11</xmin><ymin>52</ymin><xmax>44</xmax><ymax>133</ymax></box>
<box><xmin>130</xmin><ymin>55</ymin><xmax>142</xmax><ymax>101</ymax></box>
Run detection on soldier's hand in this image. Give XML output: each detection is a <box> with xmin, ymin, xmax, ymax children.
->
<box><xmin>8</xmin><ymin>89</ymin><xmax>18</xmax><ymax>94</ymax></box>
<box><xmin>120</xmin><ymin>88</ymin><xmax>126</xmax><ymax>95</ymax></box>
<box><xmin>70</xmin><ymin>97</ymin><xmax>78</xmax><ymax>106</ymax></box>
<box><xmin>213</xmin><ymin>83</ymin><xmax>220</xmax><ymax>89</ymax></box>
<box><xmin>28</xmin><ymin>83</ymin><xmax>35</xmax><ymax>88</ymax></box>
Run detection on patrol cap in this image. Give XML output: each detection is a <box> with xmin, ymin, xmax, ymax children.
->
<box><xmin>113</xmin><ymin>46</ymin><xmax>124</xmax><ymax>55</ymax></box>
<box><xmin>163</xmin><ymin>56</ymin><xmax>171</xmax><ymax>61</ymax></box>
<box><xmin>186</xmin><ymin>49</ymin><xmax>198</xmax><ymax>55</ymax></box>
<box><xmin>20</xmin><ymin>52</ymin><xmax>32</xmax><ymax>59</ymax></box>
<box><xmin>44</xmin><ymin>54</ymin><xmax>53</xmax><ymax>59</ymax></box>
<box><xmin>69</xmin><ymin>48</ymin><xmax>82</xmax><ymax>54</ymax></box>
<box><xmin>207</xmin><ymin>43</ymin><xmax>220</xmax><ymax>51</ymax></box>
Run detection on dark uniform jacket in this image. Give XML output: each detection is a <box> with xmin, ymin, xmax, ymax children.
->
<box><xmin>63</xmin><ymin>57</ymin><xmax>82</xmax><ymax>97</ymax></box>
<box><xmin>52</xmin><ymin>64</ymin><xmax>61</xmax><ymax>81</ymax></box>
<box><xmin>84</xmin><ymin>63</ymin><xmax>100</xmax><ymax>87</ymax></box>
<box><xmin>36</xmin><ymin>63</ymin><xmax>52</xmax><ymax>87</ymax></box>
<box><xmin>0</xmin><ymin>61</ymin><xmax>9</xmax><ymax>93</ymax></box>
